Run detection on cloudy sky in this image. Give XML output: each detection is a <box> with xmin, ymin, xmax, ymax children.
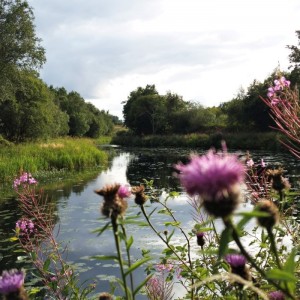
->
<box><xmin>29</xmin><ymin>0</ymin><xmax>299</xmax><ymax>119</ymax></box>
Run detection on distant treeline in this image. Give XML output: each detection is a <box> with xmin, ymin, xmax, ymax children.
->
<box><xmin>0</xmin><ymin>0</ymin><xmax>120</xmax><ymax>143</ymax></box>
<box><xmin>121</xmin><ymin>32</ymin><xmax>300</xmax><ymax>137</ymax></box>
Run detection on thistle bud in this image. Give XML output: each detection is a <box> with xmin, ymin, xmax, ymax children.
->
<box><xmin>95</xmin><ymin>184</ymin><xmax>128</xmax><ymax>219</ymax></box>
<box><xmin>268</xmin><ymin>290</ymin><xmax>285</xmax><ymax>300</ymax></box>
<box><xmin>196</xmin><ymin>232</ymin><xmax>205</xmax><ymax>247</ymax></box>
<box><xmin>98</xmin><ymin>292</ymin><xmax>113</xmax><ymax>300</ymax></box>
<box><xmin>225</xmin><ymin>254</ymin><xmax>251</xmax><ymax>282</ymax></box>
<box><xmin>256</xmin><ymin>199</ymin><xmax>279</xmax><ymax>229</ymax></box>
<box><xmin>131</xmin><ymin>185</ymin><xmax>147</xmax><ymax>205</ymax></box>
<box><xmin>266</xmin><ymin>169</ymin><xmax>290</xmax><ymax>192</ymax></box>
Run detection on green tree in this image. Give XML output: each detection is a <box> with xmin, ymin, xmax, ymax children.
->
<box><xmin>0</xmin><ymin>0</ymin><xmax>45</xmax><ymax>101</ymax></box>
<box><xmin>123</xmin><ymin>85</ymin><xmax>163</xmax><ymax>134</ymax></box>
<box><xmin>287</xmin><ymin>31</ymin><xmax>300</xmax><ymax>86</ymax></box>
<box><xmin>0</xmin><ymin>72</ymin><xmax>69</xmax><ymax>141</ymax></box>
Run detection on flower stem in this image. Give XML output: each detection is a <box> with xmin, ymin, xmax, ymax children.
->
<box><xmin>120</xmin><ymin>223</ymin><xmax>135</xmax><ymax>299</ymax></box>
<box><xmin>111</xmin><ymin>217</ymin><xmax>130</xmax><ymax>300</ymax></box>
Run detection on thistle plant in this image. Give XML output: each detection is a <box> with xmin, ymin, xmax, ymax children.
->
<box><xmin>94</xmin><ymin>184</ymin><xmax>151</xmax><ymax>300</ymax></box>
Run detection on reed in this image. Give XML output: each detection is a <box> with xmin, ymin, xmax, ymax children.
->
<box><xmin>0</xmin><ymin>137</ymin><xmax>108</xmax><ymax>183</ymax></box>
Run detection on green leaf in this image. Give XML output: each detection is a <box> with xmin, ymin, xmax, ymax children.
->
<box><xmin>28</xmin><ymin>287</ymin><xmax>41</xmax><ymax>296</ymax></box>
<box><xmin>166</xmin><ymin>229</ymin><xmax>175</xmax><ymax>243</ymax></box>
<box><xmin>283</xmin><ymin>248</ymin><xmax>297</xmax><ymax>293</ymax></box>
<box><xmin>91</xmin><ymin>222</ymin><xmax>111</xmax><ymax>236</ymax></box>
<box><xmin>157</xmin><ymin>209</ymin><xmax>170</xmax><ymax>215</ymax></box>
<box><xmin>284</xmin><ymin>248</ymin><xmax>296</xmax><ymax>273</ymax></box>
<box><xmin>237</xmin><ymin>211</ymin><xmax>270</xmax><ymax>218</ymax></box>
<box><xmin>164</xmin><ymin>221</ymin><xmax>181</xmax><ymax>227</ymax></box>
<box><xmin>126</xmin><ymin>235</ymin><xmax>134</xmax><ymax>250</ymax></box>
<box><xmin>148</xmin><ymin>207</ymin><xmax>157</xmax><ymax>218</ymax></box>
<box><xmin>218</xmin><ymin>227</ymin><xmax>233</xmax><ymax>260</ymax></box>
<box><xmin>122</xmin><ymin>219</ymin><xmax>148</xmax><ymax>226</ymax></box>
<box><xmin>236</xmin><ymin>215</ymin><xmax>252</xmax><ymax>232</ymax></box>
<box><xmin>43</xmin><ymin>258</ymin><xmax>51</xmax><ymax>272</ymax></box>
<box><xmin>266</xmin><ymin>269</ymin><xmax>297</xmax><ymax>282</ymax></box>
<box><xmin>169</xmin><ymin>191</ymin><xmax>180</xmax><ymax>197</ymax></box>
<box><xmin>9</xmin><ymin>236</ymin><xmax>18</xmax><ymax>242</ymax></box>
<box><xmin>91</xmin><ymin>255</ymin><xmax>118</xmax><ymax>261</ymax></box>
<box><xmin>194</xmin><ymin>226</ymin><xmax>213</xmax><ymax>232</ymax></box>
<box><xmin>133</xmin><ymin>274</ymin><xmax>153</xmax><ymax>297</ymax></box>
<box><xmin>114</xmin><ymin>278</ymin><xmax>132</xmax><ymax>298</ymax></box>
<box><xmin>124</xmin><ymin>257</ymin><xmax>152</xmax><ymax>277</ymax></box>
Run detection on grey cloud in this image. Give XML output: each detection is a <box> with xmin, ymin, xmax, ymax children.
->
<box><xmin>29</xmin><ymin>0</ymin><xmax>161</xmax><ymax>33</ymax></box>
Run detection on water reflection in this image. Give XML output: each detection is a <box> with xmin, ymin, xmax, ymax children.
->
<box><xmin>1</xmin><ymin>147</ymin><xmax>300</xmax><ymax>299</ymax></box>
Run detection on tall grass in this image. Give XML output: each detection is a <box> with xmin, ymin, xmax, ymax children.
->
<box><xmin>0</xmin><ymin>138</ymin><xmax>108</xmax><ymax>183</ymax></box>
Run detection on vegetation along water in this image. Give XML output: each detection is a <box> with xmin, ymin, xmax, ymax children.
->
<box><xmin>2</xmin><ymin>0</ymin><xmax>300</xmax><ymax>299</ymax></box>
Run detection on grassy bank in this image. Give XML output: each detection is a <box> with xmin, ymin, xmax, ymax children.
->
<box><xmin>0</xmin><ymin>137</ymin><xmax>108</xmax><ymax>183</ymax></box>
<box><xmin>111</xmin><ymin>131</ymin><xmax>285</xmax><ymax>151</ymax></box>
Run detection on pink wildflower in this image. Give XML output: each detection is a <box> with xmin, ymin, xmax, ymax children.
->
<box><xmin>155</xmin><ymin>263</ymin><xmax>173</xmax><ymax>272</ymax></box>
<box><xmin>16</xmin><ymin>218</ymin><xmax>35</xmax><ymax>235</ymax></box>
<box><xmin>117</xmin><ymin>185</ymin><xmax>131</xmax><ymax>198</ymax></box>
<box><xmin>175</xmin><ymin>151</ymin><xmax>244</xmax><ymax>198</ymax></box>
<box><xmin>175</xmin><ymin>150</ymin><xmax>245</xmax><ymax>217</ymax></box>
<box><xmin>246</xmin><ymin>159</ymin><xmax>254</xmax><ymax>167</ymax></box>
<box><xmin>13</xmin><ymin>172</ymin><xmax>37</xmax><ymax>189</ymax></box>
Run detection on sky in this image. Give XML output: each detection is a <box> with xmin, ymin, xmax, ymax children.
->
<box><xmin>29</xmin><ymin>0</ymin><xmax>300</xmax><ymax>119</ymax></box>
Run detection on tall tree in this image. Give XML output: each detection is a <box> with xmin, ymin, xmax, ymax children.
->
<box><xmin>0</xmin><ymin>0</ymin><xmax>46</xmax><ymax>102</ymax></box>
<box><xmin>287</xmin><ymin>31</ymin><xmax>300</xmax><ymax>86</ymax></box>
<box><xmin>0</xmin><ymin>72</ymin><xmax>69</xmax><ymax>142</ymax></box>
<box><xmin>123</xmin><ymin>85</ymin><xmax>160</xmax><ymax>134</ymax></box>
<box><xmin>0</xmin><ymin>0</ymin><xmax>45</xmax><ymax>72</ymax></box>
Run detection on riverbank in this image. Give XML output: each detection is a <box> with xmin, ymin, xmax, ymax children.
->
<box><xmin>111</xmin><ymin>131</ymin><xmax>285</xmax><ymax>151</ymax></box>
<box><xmin>0</xmin><ymin>137</ymin><xmax>109</xmax><ymax>184</ymax></box>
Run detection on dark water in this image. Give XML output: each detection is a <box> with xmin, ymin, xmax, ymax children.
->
<box><xmin>1</xmin><ymin>146</ymin><xmax>300</xmax><ymax>298</ymax></box>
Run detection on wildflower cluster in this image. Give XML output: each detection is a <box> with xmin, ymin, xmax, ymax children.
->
<box><xmin>16</xmin><ymin>218</ymin><xmax>35</xmax><ymax>235</ymax></box>
<box><xmin>13</xmin><ymin>172</ymin><xmax>37</xmax><ymax>190</ymax></box>
<box><xmin>267</xmin><ymin>76</ymin><xmax>291</xmax><ymax>105</ymax></box>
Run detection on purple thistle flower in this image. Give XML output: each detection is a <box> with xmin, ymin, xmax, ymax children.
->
<box><xmin>268</xmin><ymin>290</ymin><xmax>285</xmax><ymax>300</ymax></box>
<box><xmin>0</xmin><ymin>269</ymin><xmax>24</xmax><ymax>295</ymax></box>
<box><xmin>117</xmin><ymin>185</ymin><xmax>131</xmax><ymax>198</ymax></box>
<box><xmin>225</xmin><ymin>254</ymin><xmax>247</xmax><ymax>269</ymax></box>
<box><xmin>196</xmin><ymin>232</ymin><xmax>205</xmax><ymax>238</ymax></box>
<box><xmin>175</xmin><ymin>151</ymin><xmax>245</xmax><ymax>199</ymax></box>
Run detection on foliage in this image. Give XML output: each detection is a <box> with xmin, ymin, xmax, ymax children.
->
<box><xmin>0</xmin><ymin>2</ymin><xmax>117</xmax><ymax>142</ymax></box>
<box><xmin>0</xmin><ymin>0</ymin><xmax>45</xmax><ymax>72</ymax></box>
<box><xmin>112</xmin><ymin>131</ymin><xmax>283</xmax><ymax>150</ymax></box>
<box><xmin>0</xmin><ymin>0</ymin><xmax>46</xmax><ymax>102</ymax></box>
<box><xmin>0</xmin><ymin>137</ymin><xmax>108</xmax><ymax>183</ymax></box>
<box><xmin>51</xmin><ymin>87</ymin><xmax>114</xmax><ymax>138</ymax></box>
<box><xmin>0</xmin><ymin>71</ymin><xmax>69</xmax><ymax>142</ymax></box>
